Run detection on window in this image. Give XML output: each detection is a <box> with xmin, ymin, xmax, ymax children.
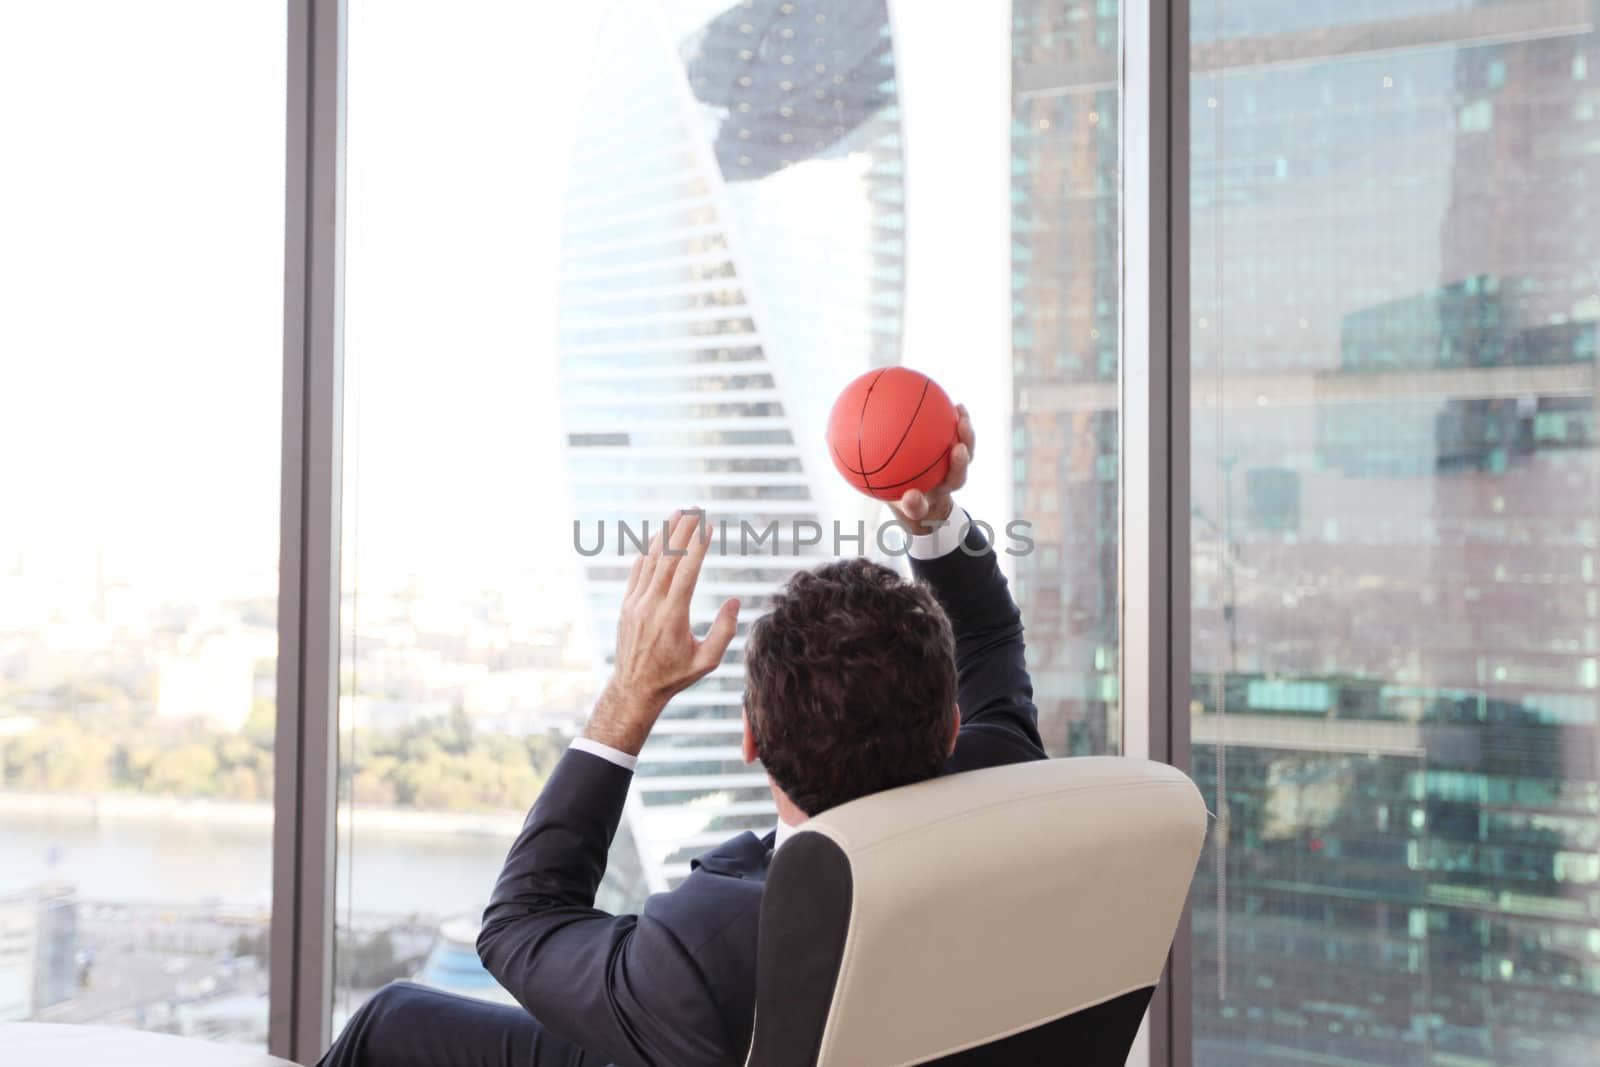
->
<box><xmin>1190</xmin><ymin>2</ymin><xmax>1600</xmax><ymax>1063</ymax></box>
<box><xmin>333</xmin><ymin>0</ymin><xmax>603</xmax><ymax>1025</ymax></box>
<box><xmin>339</xmin><ymin>0</ymin><xmax>1114</xmax><ymax>1037</ymax></box>
<box><xmin>335</xmin><ymin>0</ymin><xmax>915</xmax><ymax>1023</ymax></box>
<box><xmin>1011</xmin><ymin>0</ymin><xmax>1123</xmax><ymax>756</ymax></box>
<box><xmin>0</xmin><ymin>1</ymin><xmax>285</xmax><ymax>1044</ymax></box>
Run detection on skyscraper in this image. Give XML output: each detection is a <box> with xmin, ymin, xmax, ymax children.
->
<box><xmin>1183</xmin><ymin>3</ymin><xmax>1600</xmax><ymax>1064</ymax></box>
<box><xmin>0</xmin><ymin>882</ymin><xmax>76</xmax><ymax>1021</ymax></box>
<box><xmin>1010</xmin><ymin>0</ymin><xmax>1123</xmax><ymax>758</ymax></box>
<box><xmin>1011</xmin><ymin>0</ymin><xmax>1600</xmax><ymax>1063</ymax></box>
<box><xmin>558</xmin><ymin>0</ymin><xmax>904</xmax><ymax>893</ymax></box>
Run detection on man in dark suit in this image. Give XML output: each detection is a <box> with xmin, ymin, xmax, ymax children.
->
<box><xmin>318</xmin><ymin>409</ymin><xmax>1044</xmax><ymax>1066</ymax></box>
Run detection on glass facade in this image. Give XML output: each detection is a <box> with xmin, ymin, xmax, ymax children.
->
<box><xmin>1010</xmin><ymin>0</ymin><xmax>1123</xmax><ymax>757</ymax></box>
<box><xmin>0</xmin><ymin>1</ymin><xmax>285</xmax><ymax>1043</ymax></box>
<box><xmin>1190</xmin><ymin>2</ymin><xmax>1600</xmax><ymax>1064</ymax></box>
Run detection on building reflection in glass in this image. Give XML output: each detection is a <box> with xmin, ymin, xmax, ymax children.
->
<box><xmin>1186</xmin><ymin>1</ymin><xmax>1600</xmax><ymax>1063</ymax></box>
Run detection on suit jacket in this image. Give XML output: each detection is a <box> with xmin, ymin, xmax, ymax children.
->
<box><xmin>478</xmin><ymin>528</ymin><xmax>1046</xmax><ymax>1067</ymax></box>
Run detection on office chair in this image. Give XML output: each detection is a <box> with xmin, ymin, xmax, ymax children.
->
<box><xmin>745</xmin><ymin>757</ymin><xmax>1207</xmax><ymax>1066</ymax></box>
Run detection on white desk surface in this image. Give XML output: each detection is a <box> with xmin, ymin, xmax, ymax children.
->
<box><xmin>0</xmin><ymin>1022</ymin><xmax>298</xmax><ymax>1066</ymax></box>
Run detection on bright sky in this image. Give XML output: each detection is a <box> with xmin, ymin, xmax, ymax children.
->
<box><xmin>342</xmin><ymin>0</ymin><xmax>601</xmax><ymax>599</ymax></box>
<box><xmin>0</xmin><ymin>0</ymin><xmax>1013</xmax><ymax>620</ymax></box>
<box><xmin>0</xmin><ymin>1</ymin><xmax>287</xmax><ymax>607</ymax></box>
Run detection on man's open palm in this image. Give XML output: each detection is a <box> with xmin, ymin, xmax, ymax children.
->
<box><xmin>585</xmin><ymin>510</ymin><xmax>740</xmax><ymax>755</ymax></box>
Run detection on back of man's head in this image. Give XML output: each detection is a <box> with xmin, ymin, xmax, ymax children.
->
<box><xmin>744</xmin><ymin>557</ymin><xmax>957</xmax><ymax>816</ymax></box>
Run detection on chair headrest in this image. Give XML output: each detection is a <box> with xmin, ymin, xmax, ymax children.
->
<box><xmin>751</xmin><ymin>757</ymin><xmax>1207</xmax><ymax>1066</ymax></box>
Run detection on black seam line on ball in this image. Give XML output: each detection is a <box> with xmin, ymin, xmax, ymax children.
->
<box><xmin>855</xmin><ymin>367</ymin><xmax>888</xmax><ymax>494</ymax></box>
<box><xmin>869</xmin><ymin>442</ymin><xmax>954</xmax><ymax>493</ymax></box>
<box><xmin>831</xmin><ymin>439</ymin><xmax>866</xmax><ymax>477</ymax></box>
<box><xmin>859</xmin><ymin>376</ymin><xmax>931</xmax><ymax>477</ymax></box>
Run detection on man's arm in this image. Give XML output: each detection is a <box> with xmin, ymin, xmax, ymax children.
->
<box><xmin>477</xmin><ymin>513</ymin><xmax>741</xmax><ymax>1067</ymax></box>
<box><xmin>477</xmin><ymin>747</ymin><xmax>727</xmax><ymax>1066</ymax></box>
<box><xmin>890</xmin><ymin>407</ymin><xmax>1045</xmax><ymax>768</ymax></box>
<box><xmin>911</xmin><ymin>517</ymin><xmax>1046</xmax><ymax>768</ymax></box>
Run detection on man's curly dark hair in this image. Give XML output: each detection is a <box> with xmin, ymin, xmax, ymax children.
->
<box><xmin>744</xmin><ymin>557</ymin><xmax>957</xmax><ymax>816</ymax></box>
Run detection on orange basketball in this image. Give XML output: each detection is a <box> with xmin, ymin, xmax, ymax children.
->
<box><xmin>826</xmin><ymin>367</ymin><xmax>959</xmax><ymax>502</ymax></box>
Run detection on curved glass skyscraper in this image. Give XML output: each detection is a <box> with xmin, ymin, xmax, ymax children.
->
<box><xmin>558</xmin><ymin>0</ymin><xmax>904</xmax><ymax>892</ymax></box>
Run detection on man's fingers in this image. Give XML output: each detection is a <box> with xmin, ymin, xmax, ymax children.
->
<box><xmin>668</xmin><ymin>509</ymin><xmax>714</xmax><ymax>604</ymax></box>
<box><xmin>634</xmin><ymin>513</ymin><xmax>675</xmax><ymax>591</ymax></box>
<box><xmin>624</xmin><ymin>551</ymin><xmax>645</xmax><ymax>599</ymax></box>
<box><xmin>956</xmin><ymin>403</ymin><xmax>975</xmax><ymax>460</ymax></box>
<box><xmin>650</xmin><ymin>509</ymin><xmax>701</xmax><ymax>594</ymax></box>
<box><xmin>692</xmin><ymin>598</ymin><xmax>741</xmax><ymax>674</ymax></box>
<box><xmin>946</xmin><ymin>441</ymin><xmax>971</xmax><ymax>490</ymax></box>
<box><xmin>897</xmin><ymin>489</ymin><xmax>929</xmax><ymax>520</ymax></box>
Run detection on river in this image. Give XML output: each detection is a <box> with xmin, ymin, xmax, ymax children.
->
<box><xmin>1</xmin><ymin>809</ymin><xmax>519</xmax><ymax>919</ymax></box>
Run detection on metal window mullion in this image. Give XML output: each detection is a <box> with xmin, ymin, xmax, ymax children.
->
<box><xmin>270</xmin><ymin>0</ymin><xmax>346</xmax><ymax>1059</ymax></box>
<box><xmin>1121</xmin><ymin>0</ymin><xmax>1192</xmax><ymax>1065</ymax></box>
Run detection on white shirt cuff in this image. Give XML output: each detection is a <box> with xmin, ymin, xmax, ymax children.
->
<box><xmin>908</xmin><ymin>507</ymin><xmax>970</xmax><ymax>561</ymax></box>
<box><xmin>569</xmin><ymin>736</ymin><xmax>639</xmax><ymax>771</ymax></box>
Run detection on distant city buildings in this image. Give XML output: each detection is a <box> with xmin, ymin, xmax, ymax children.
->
<box><xmin>1009</xmin><ymin>0</ymin><xmax>1123</xmax><ymax>757</ymax></box>
<box><xmin>1185</xmin><ymin>0</ymin><xmax>1600</xmax><ymax>1048</ymax></box>
<box><xmin>0</xmin><ymin>883</ymin><xmax>78</xmax><ymax>1022</ymax></box>
<box><xmin>336</xmin><ymin>587</ymin><xmax>595</xmax><ymax>736</ymax></box>
<box><xmin>1012</xmin><ymin>0</ymin><xmax>1599</xmax><ymax>1063</ymax></box>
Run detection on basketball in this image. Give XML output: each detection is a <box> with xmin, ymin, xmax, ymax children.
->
<box><xmin>826</xmin><ymin>367</ymin><xmax>959</xmax><ymax>502</ymax></box>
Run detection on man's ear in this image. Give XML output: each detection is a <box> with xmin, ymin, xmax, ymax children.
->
<box><xmin>948</xmin><ymin>703</ymin><xmax>961</xmax><ymax>757</ymax></box>
<box><xmin>742</xmin><ymin>710</ymin><xmax>760</xmax><ymax>765</ymax></box>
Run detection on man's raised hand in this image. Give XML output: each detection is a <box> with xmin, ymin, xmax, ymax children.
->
<box><xmin>584</xmin><ymin>510</ymin><xmax>741</xmax><ymax>756</ymax></box>
<box><xmin>890</xmin><ymin>402</ymin><xmax>975</xmax><ymax>536</ymax></box>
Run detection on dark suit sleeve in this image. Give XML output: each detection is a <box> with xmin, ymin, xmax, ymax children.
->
<box><xmin>910</xmin><ymin>520</ymin><xmax>1048</xmax><ymax>771</ymax></box>
<box><xmin>477</xmin><ymin>749</ymin><xmax>731</xmax><ymax>1067</ymax></box>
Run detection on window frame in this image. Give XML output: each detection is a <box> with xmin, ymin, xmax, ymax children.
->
<box><xmin>269</xmin><ymin>0</ymin><xmax>345</xmax><ymax>1058</ymax></box>
<box><xmin>1121</xmin><ymin>0</ymin><xmax>1193</xmax><ymax>1064</ymax></box>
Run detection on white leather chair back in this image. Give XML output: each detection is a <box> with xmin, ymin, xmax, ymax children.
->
<box><xmin>746</xmin><ymin>757</ymin><xmax>1208</xmax><ymax>1067</ymax></box>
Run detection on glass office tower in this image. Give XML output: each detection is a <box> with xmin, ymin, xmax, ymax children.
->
<box><xmin>558</xmin><ymin>0</ymin><xmax>904</xmax><ymax>892</ymax></box>
<box><xmin>1188</xmin><ymin>1</ymin><xmax>1600</xmax><ymax>1064</ymax></box>
<box><xmin>1015</xmin><ymin>0</ymin><xmax>1598</xmax><ymax>1063</ymax></box>
<box><xmin>1010</xmin><ymin>0</ymin><xmax>1124</xmax><ymax>758</ymax></box>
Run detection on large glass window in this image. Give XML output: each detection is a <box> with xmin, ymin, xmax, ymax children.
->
<box><xmin>0</xmin><ymin>1</ymin><xmax>285</xmax><ymax>1044</ymax></box>
<box><xmin>14</xmin><ymin>1</ymin><xmax>1599</xmax><ymax>1059</ymax></box>
<box><xmin>335</xmin><ymin>0</ymin><xmax>1055</xmax><ymax>1027</ymax></box>
<box><xmin>334</xmin><ymin>0</ymin><xmax>606</xmax><ymax>1025</ymax></box>
<box><xmin>1011</xmin><ymin>0</ymin><xmax>1123</xmax><ymax>756</ymax></box>
<box><xmin>1190</xmin><ymin>2</ymin><xmax>1600</xmax><ymax>1064</ymax></box>
<box><xmin>336</xmin><ymin>0</ymin><xmax>900</xmax><ymax>1019</ymax></box>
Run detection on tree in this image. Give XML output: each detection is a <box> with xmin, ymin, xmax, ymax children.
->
<box><xmin>147</xmin><ymin>743</ymin><xmax>220</xmax><ymax>796</ymax></box>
